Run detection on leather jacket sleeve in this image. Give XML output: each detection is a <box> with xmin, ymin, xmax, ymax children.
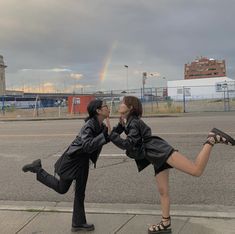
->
<box><xmin>112</xmin><ymin>122</ymin><xmax>125</xmax><ymax>134</ymax></box>
<box><xmin>110</xmin><ymin>120</ymin><xmax>141</xmax><ymax>151</ymax></box>
<box><xmin>81</xmin><ymin>125</ymin><xmax>107</xmax><ymax>154</ymax></box>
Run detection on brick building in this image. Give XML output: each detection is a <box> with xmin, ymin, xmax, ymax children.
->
<box><xmin>184</xmin><ymin>57</ymin><xmax>226</xmax><ymax>80</ymax></box>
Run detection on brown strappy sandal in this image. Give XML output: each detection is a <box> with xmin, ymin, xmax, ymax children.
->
<box><xmin>148</xmin><ymin>216</ymin><xmax>172</xmax><ymax>234</ymax></box>
<box><xmin>204</xmin><ymin>128</ymin><xmax>235</xmax><ymax>146</ymax></box>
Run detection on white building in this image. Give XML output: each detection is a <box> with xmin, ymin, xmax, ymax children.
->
<box><xmin>167</xmin><ymin>77</ymin><xmax>235</xmax><ymax>100</ymax></box>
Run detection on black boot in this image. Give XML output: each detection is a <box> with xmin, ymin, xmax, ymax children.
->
<box><xmin>22</xmin><ymin>159</ymin><xmax>42</xmax><ymax>173</ymax></box>
<box><xmin>71</xmin><ymin>223</ymin><xmax>95</xmax><ymax>232</ymax></box>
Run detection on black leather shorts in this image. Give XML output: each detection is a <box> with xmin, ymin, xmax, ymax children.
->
<box><xmin>142</xmin><ymin>135</ymin><xmax>178</xmax><ymax>175</ymax></box>
<box><xmin>154</xmin><ymin>161</ymin><xmax>173</xmax><ymax>175</ymax></box>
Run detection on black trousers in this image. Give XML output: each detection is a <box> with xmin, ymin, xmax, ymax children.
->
<box><xmin>36</xmin><ymin>158</ymin><xmax>89</xmax><ymax>226</ymax></box>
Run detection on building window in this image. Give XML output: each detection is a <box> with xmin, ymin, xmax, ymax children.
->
<box><xmin>177</xmin><ymin>88</ymin><xmax>183</xmax><ymax>94</ymax></box>
<box><xmin>185</xmin><ymin>88</ymin><xmax>191</xmax><ymax>96</ymax></box>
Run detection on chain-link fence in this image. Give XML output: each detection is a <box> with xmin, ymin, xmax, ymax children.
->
<box><xmin>1</xmin><ymin>82</ymin><xmax>235</xmax><ymax>118</ymax></box>
<box><xmin>0</xmin><ymin>95</ymin><xmax>70</xmax><ymax>119</ymax></box>
<box><xmin>100</xmin><ymin>82</ymin><xmax>235</xmax><ymax>114</ymax></box>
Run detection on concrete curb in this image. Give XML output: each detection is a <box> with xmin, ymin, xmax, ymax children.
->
<box><xmin>0</xmin><ymin>201</ymin><xmax>234</xmax><ymax>219</ymax></box>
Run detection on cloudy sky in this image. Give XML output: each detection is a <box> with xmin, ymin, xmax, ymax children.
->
<box><xmin>1</xmin><ymin>0</ymin><xmax>235</xmax><ymax>93</ymax></box>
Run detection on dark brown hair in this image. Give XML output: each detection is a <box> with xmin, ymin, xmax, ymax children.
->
<box><xmin>123</xmin><ymin>96</ymin><xmax>143</xmax><ymax>117</ymax></box>
<box><xmin>85</xmin><ymin>99</ymin><xmax>103</xmax><ymax>122</ymax></box>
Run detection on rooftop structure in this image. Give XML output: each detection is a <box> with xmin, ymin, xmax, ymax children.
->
<box><xmin>184</xmin><ymin>57</ymin><xmax>226</xmax><ymax>80</ymax></box>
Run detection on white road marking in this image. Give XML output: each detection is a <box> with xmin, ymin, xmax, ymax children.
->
<box><xmin>51</xmin><ymin>153</ymin><xmax>125</xmax><ymax>157</ymax></box>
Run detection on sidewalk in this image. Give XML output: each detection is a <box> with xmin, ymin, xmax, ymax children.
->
<box><xmin>0</xmin><ymin>201</ymin><xmax>235</xmax><ymax>234</ymax></box>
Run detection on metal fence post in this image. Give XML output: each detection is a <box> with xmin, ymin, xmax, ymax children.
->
<box><xmin>151</xmin><ymin>88</ymin><xmax>153</xmax><ymax>113</ymax></box>
<box><xmin>183</xmin><ymin>86</ymin><xmax>186</xmax><ymax>113</ymax></box>
<box><xmin>1</xmin><ymin>95</ymin><xmax>5</xmax><ymax>115</ymax></box>
<box><xmin>223</xmin><ymin>85</ymin><xmax>230</xmax><ymax>112</ymax></box>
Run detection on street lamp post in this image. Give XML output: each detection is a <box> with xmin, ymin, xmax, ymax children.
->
<box><xmin>124</xmin><ymin>65</ymin><xmax>129</xmax><ymax>91</ymax></box>
<box><xmin>142</xmin><ymin>72</ymin><xmax>147</xmax><ymax>101</ymax></box>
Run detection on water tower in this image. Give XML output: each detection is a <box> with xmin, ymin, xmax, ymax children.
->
<box><xmin>0</xmin><ymin>55</ymin><xmax>7</xmax><ymax>95</ymax></box>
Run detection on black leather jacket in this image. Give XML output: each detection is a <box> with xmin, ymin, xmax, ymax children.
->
<box><xmin>110</xmin><ymin>115</ymin><xmax>151</xmax><ymax>172</ymax></box>
<box><xmin>110</xmin><ymin>115</ymin><xmax>174</xmax><ymax>172</ymax></box>
<box><xmin>54</xmin><ymin>117</ymin><xmax>109</xmax><ymax>179</ymax></box>
<box><xmin>69</xmin><ymin>116</ymin><xmax>108</xmax><ymax>164</ymax></box>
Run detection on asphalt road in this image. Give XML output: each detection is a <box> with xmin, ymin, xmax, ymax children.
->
<box><xmin>0</xmin><ymin>113</ymin><xmax>234</xmax><ymax>206</ymax></box>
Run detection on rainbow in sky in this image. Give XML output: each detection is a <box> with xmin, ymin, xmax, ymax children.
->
<box><xmin>99</xmin><ymin>41</ymin><xmax>118</xmax><ymax>82</ymax></box>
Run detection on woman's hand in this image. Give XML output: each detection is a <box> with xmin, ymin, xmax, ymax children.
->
<box><xmin>105</xmin><ymin>117</ymin><xmax>112</xmax><ymax>134</ymax></box>
<box><xmin>119</xmin><ymin>116</ymin><xmax>125</xmax><ymax>126</ymax></box>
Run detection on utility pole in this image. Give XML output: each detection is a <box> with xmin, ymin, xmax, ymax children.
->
<box><xmin>142</xmin><ymin>72</ymin><xmax>147</xmax><ymax>100</ymax></box>
<box><xmin>124</xmin><ymin>65</ymin><xmax>129</xmax><ymax>91</ymax></box>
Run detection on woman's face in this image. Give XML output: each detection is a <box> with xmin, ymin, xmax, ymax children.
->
<box><xmin>98</xmin><ymin>103</ymin><xmax>110</xmax><ymax>118</ymax></box>
<box><xmin>118</xmin><ymin>102</ymin><xmax>131</xmax><ymax>119</ymax></box>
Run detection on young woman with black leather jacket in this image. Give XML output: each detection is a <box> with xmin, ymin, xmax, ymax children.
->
<box><xmin>22</xmin><ymin>99</ymin><xmax>111</xmax><ymax>232</ymax></box>
<box><xmin>109</xmin><ymin>95</ymin><xmax>235</xmax><ymax>234</ymax></box>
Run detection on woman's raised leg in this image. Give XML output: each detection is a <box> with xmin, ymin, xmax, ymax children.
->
<box><xmin>167</xmin><ymin>128</ymin><xmax>235</xmax><ymax>177</ymax></box>
<box><xmin>167</xmin><ymin>144</ymin><xmax>212</xmax><ymax>177</ymax></box>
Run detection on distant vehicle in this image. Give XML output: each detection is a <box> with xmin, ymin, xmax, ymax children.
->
<box><xmin>102</xmin><ymin>97</ymin><xmax>122</xmax><ymax>104</ymax></box>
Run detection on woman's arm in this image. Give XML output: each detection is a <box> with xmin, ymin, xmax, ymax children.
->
<box><xmin>105</xmin><ymin>117</ymin><xmax>112</xmax><ymax>134</ymax></box>
<box><xmin>81</xmin><ymin>125</ymin><xmax>107</xmax><ymax>154</ymax></box>
<box><xmin>110</xmin><ymin>121</ymin><xmax>141</xmax><ymax>151</ymax></box>
<box><xmin>112</xmin><ymin>117</ymin><xmax>125</xmax><ymax>134</ymax></box>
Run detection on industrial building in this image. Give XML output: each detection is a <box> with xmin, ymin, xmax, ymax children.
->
<box><xmin>166</xmin><ymin>57</ymin><xmax>235</xmax><ymax>101</ymax></box>
<box><xmin>184</xmin><ymin>57</ymin><xmax>226</xmax><ymax>80</ymax></box>
<box><xmin>167</xmin><ymin>77</ymin><xmax>235</xmax><ymax>100</ymax></box>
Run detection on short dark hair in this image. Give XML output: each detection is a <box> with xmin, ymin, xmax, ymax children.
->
<box><xmin>123</xmin><ymin>96</ymin><xmax>143</xmax><ymax>117</ymax></box>
<box><xmin>85</xmin><ymin>99</ymin><xmax>103</xmax><ymax>121</ymax></box>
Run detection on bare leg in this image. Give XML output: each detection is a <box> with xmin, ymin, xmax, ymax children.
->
<box><xmin>167</xmin><ymin>144</ymin><xmax>213</xmax><ymax>177</ymax></box>
<box><xmin>148</xmin><ymin>169</ymin><xmax>171</xmax><ymax>232</ymax></box>
<box><xmin>156</xmin><ymin>169</ymin><xmax>170</xmax><ymax>218</ymax></box>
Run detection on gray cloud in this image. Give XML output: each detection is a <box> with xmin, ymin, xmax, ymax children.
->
<box><xmin>1</xmin><ymin>0</ymin><xmax>235</xmax><ymax>91</ymax></box>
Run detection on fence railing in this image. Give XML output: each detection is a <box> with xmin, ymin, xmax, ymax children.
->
<box><xmin>1</xmin><ymin>83</ymin><xmax>235</xmax><ymax>118</ymax></box>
